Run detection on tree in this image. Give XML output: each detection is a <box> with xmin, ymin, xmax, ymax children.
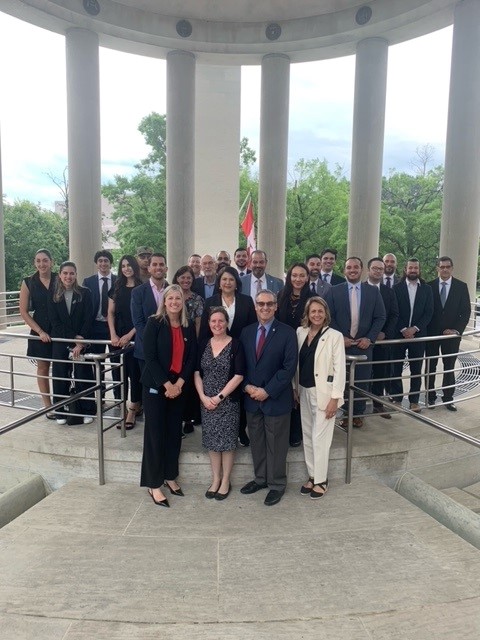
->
<box><xmin>4</xmin><ymin>200</ymin><xmax>69</xmax><ymax>290</ymax></box>
<box><xmin>46</xmin><ymin>166</ymin><xmax>69</xmax><ymax>219</ymax></box>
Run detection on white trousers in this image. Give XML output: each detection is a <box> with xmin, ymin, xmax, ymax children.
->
<box><xmin>299</xmin><ymin>385</ymin><xmax>335</xmax><ymax>484</ymax></box>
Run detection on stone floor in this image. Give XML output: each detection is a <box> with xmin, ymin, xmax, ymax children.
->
<box><xmin>1</xmin><ymin>476</ymin><xmax>480</xmax><ymax>639</ymax></box>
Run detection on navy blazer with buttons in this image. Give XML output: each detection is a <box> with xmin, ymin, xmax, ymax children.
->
<box><xmin>240</xmin><ymin>319</ymin><xmax>297</xmax><ymax>417</ymax></box>
<box><xmin>82</xmin><ymin>273</ymin><xmax>117</xmax><ymax>318</ymax></box>
<box><xmin>131</xmin><ymin>282</ymin><xmax>159</xmax><ymax>360</ymax></box>
<box><xmin>325</xmin><ymin>282</ymin><xmax>386</xmax><ymax>342</ymax></box>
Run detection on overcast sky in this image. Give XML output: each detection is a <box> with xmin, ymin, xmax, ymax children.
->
<box><xmin>0</xmin><ymin>11</ymin><xmax>452</xmax><ymax>209</ymax></box>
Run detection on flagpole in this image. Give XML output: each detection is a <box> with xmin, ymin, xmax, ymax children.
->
<box><xmin>239</xmin><ymin>191</ymin><xmax>251</xmax><ymax>216</ymax></box>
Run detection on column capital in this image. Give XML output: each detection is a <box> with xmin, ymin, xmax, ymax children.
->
<box><xmin>262</xmin><ymin>53</ymin><xmax>290</xmax><ymax>63</ymax></box>
<box><xmin>167</xmin><ymin>49</ymin><xmax>196</xmax><ymax>61</ymax></box>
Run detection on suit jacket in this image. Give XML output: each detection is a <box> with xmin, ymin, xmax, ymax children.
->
<box><xmin>140</xmin><ymin>317</ymin><xmax>197</xmax><ymax>390</ymax></box>
<box><xmin>192</xmin><ymin>277</ymin><xmax>216</xmax><ymax>299</ymax></box>
<box><xmin>131</xmin><ymin>282</ymin><xmax>159</xmax><ymax>360</ymax></box>
<box><xmin>240</xmin><ymin>319</ymin><xmax>297</xmax><ymax>416</ymax></box>
<box><xmin>427</xmin><ymin>277</ymin><xmax>471</xmax><ymax>336</ymax></box>
<box><xmin>393</xmin><ymin>280</ymin><xmax>434</xmax><ymax>337</ymax></box>
<box><xmin>240</xmin><ymin>273</ymin><xmax>284</xmax><ymax>299</ymax></box>
<box><xmin>322</xmin><ymin>273</ymin><xmax>345</xmax><ymax>286</ymax></box>
<box><xmin>366</xmin><ymin>282</ymin><xmax>399</xmax><ymax>339</ymax></box>
<box><xmin>198</xmin><ymin>293</ymin><xmax>257</xmax><ymax>341</ymax></box>
<box><xmin>383</xmin><ymin>274</ymin><xmax>400</xmax><ymax>288</ymax></box>
<box><xmin>82</xmin><ymin>273</ymin><xmax>117</xmax><ymax>318</ymax></box>
<box><xmin>325</xmin><ymin>282</ymin><xmax>386</xmax><ymax>342</ymax></box>
<box><xmin>295</xmin><ymin>326</ymin><xmax>346</xmax><ymax>411</ymax></box>
<box><xmin>309</xmin><ymin>279</ymin><xmax>331</xmax><ymax>297</ymax></box>
<box><xmin>47</xmin><ymin>287</ymin><xmax>93</xmax><ymax>341</ymax></box>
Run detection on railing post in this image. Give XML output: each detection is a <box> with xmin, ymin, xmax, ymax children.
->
<box><xmin>94</xmin><ymin>356</ymin><xmax>105</xmax><ymax>485</ymax></box>
<box><xmin>9</xmin><ymin>355</ymin><xmax>14</xmax><ymax>407</ymax></box>
<box><xmin>120</xmin><ymin>352</ymin><xmax>126</xmax><ymax>438</ymax></box>
<box><xmin>345</xmin><ymin>360</ymin><xmax>356</xmax><ymax>484</ymax></box>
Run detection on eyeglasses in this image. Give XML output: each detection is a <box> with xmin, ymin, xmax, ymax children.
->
<box><xmin>256</xmin><ymin>301</ymin><xmax>276</xmax><ymax>308</ymax></box>
<box><xmin>370</xmin><ymin>266</ymin><xmax>384</xmax><ymax>271</ymax></box>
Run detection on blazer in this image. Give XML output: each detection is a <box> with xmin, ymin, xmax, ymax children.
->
<box><xmin>140</xmin><ymin>317</ymin><xmax>197</xmax><ymax>390</ymax></box>
<box><xmin>131</xmin><ymin>282</ymin><xmax>159</xmax><ymax>360</ymax></box>
<box><xmin>427</xmin><ymin>277</ymin><xmax>471</xmax><ymax>336</ymax></box>
<box><xmin>322</xmin><ymin>273</ymin><xmax>346</xmax><ymax>286</ymax></box>
<box><xmin>309</xmin><ymin>279</ymin><xmax>331</xmax><ymax>297</ymax></box>
<box><xmin>198</xmin><ymin>293</ymin><xmax>257</xmax><ymax>341</ymax></box>
<box><xmin>82</xmin><ymin>273</ymin><xmax>117</xmax><ymax>317</ymax></box>
<box><xmin>240</xmin><ymin>273</ymin><xmax>285</xmax><ymax>299</ymax></box>
<box><xmin>192</xmin><ymin>277</ymin><xmax>215</xmax><ymax>299</ymax></box>
<box><xmin>325</xmin><ymin>282</ymin><xmax>386</xmax><ymax>342</ymax></box>
<box><xmin>295</xmin><ymin>326</ymin><xmax>346</xmax><ymax>410</ymax></box>
<box><xmin>240</xmin><ymin>319</ymin><xmax>298</xmax><ymax>416</ymax></box>
<box><xmin>47</xmin><ymin>287</ymin><xmax>93</xmax><ymax>342</ymax></box>
<box><xmin>196</xmin><ymin>337</ymin><xmax>245</xmax><ymax>401</ymax></box>
<box><xmin>393</xmin><ymin>280</ymin><xmax>434</xmax><ymax>337</ymax></box>
<box><xmin>366</xmin><ymin>282</ymin><xmax>399</xmax><ymax>339</ymax></box>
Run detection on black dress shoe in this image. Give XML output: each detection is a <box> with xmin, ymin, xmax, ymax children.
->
<box><xmin>264</xmin><ymin>489</ymin><xmax>284</xmax><ymax>506</ymax></box>
<box><xmin>240</xmin><ymin>480</ymin><xmax>268</xmax><ymax>494</ymax></box>
<box><xmin>444</xmin><ymin>402</ymin><xmax>457</xmax><ymax>412</ymax></box>
<box><xmin>290</xmin><ymin>440</ymin><xmax>302</xmax><ymax>447</ymax></box>
<box><xmin>215</xmin><ymin>483</ymin><xmax>231</xmax><ymax>500</ymax></box>
<box><xmin>238</xmin><ymin>434</ymin><xmax>250</xmax><ymax>447</ymax></box>
<box><xmin>183</xmin><ymin>420</ymin><xmax>194</xmax><ymax>434</ymax></box>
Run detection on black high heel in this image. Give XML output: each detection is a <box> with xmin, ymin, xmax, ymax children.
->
<box><xmin>148</xmin><ymin>488</ymin><xmax>169</xmax><ymax>508</ymax></box>
<box><xmin>164</xmin><ymin>481</ymin><xmax>184</xmax><ymax>497</ymax></box>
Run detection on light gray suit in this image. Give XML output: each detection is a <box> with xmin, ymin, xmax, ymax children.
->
<box><xmin>309</xmin><ymin>279</ymin><xmax>331</xmax><ymax>297</ymax></box>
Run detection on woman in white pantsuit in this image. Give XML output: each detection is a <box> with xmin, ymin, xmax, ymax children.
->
<box><xmin>295</xmin><ymin>297</ymin><xmax>346</xmax><ymax>499</ymax></box>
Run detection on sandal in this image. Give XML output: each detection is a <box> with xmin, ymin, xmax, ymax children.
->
<box><xmin>300</xmin><ymin>477</ymin><xmax>314</xmax><ymax>495</ymax></box>
<box><xmin>310</xmin><ymin>479</ymin><xmax>328</xmax><ymax>500</ymax></box>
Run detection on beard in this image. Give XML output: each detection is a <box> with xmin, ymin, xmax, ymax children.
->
<box><xmin>406</xmin><ymin>273</ymin><xmax>419</xmax><ymax>281</ymax></box>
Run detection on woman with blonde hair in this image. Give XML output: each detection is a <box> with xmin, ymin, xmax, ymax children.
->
<box><xmin>295</xmin><ymin>297</ymin><xmax>346</xmax><ymax>499</ymax></box>
<box><xmin>140</xmin><ymin>284</ymin><xmax>197</xmax><ymax>507</ymax></box>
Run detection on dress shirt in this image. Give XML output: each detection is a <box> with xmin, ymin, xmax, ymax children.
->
<box><xmin>407</xmin><ymin>280</ymin><xmax>419</xmax><ymax>328</ymax></box>
<box><xmin>96</xmin><ymin>272</ymin><xmax>112</xmax><ymax>321</ymax></box>
<box><xmin>222</xmin><ymin>296</ymin><xmax>236</xmax><ymax>330</ymax></box>
<box><xmin>250</xmin><ymin>274</ymin><xmax>267</xmax><ymax>299</ymax></box>
<box><xmin>320</xmin><ymin>271</ymin><xmax>331</xmax><ymax>284</ymax></box>
<box><xmin>439</xmin><ymin>277</ymin><xmax>452</xmax><ymax>301</ymax></box>
<box><xmin>367</xmin><ymin>279</ymin><xmax>380</xmax><ymax>288</ymax></box>
<box><xmin>310</xmin><ymin>280</ymin><xmax>319</xmax><ymax>293</ymax></box>
<box><xmin>347</xmin><ymin>283</ymin><xmax>362</xmax><ymax>311</ymax></box>
<box><xmin>149</xmin><ymin>278</ymin><xmax>165</xmax><ymax>310</ymax></box>
<box><xmin>255</xmin><ymin>319</ymin><xmax>274</xmax><ymax>350</ymax></box>
<box><xmin>383</xmin><ymin>275</ymin><xmax>394</xmax><ymax>288</ymax></box>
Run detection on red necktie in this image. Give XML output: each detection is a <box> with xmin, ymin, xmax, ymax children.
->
<box><xmin>256</xmin><ymin>325</ymin><xmax>266</xmax><ymax>360</ymax></box>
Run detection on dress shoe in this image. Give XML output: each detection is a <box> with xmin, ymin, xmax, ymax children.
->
<box><xmin>183</xmin><ymin>420</ymin><xmax>194</xmax><ymax>434</ymax></box>
<box><xmin>373</xmin><ymin>405</ymin><xmax>391</xmax><ymax>420</ymax></box>
<box><xmin>444</xmin><ymin>402</ymin><xmax>457</xmax><ymax>412</ymax></box>
<box><xmin>164</xmin><ymin>481</ymin><xmax>184</xmax><ymax>496</ymax></box>
<box><xmin>290</xmin><ymin>440</ymin><xmax>302</xmax><ymax>447</ymax></box>
<box><xmin>264</xmin><ymin>489</ymin><xmax>284</xmax><ymax>506</ymax></box>
<box><xmin>352</xmin><ymin>417</ymin><xmax>364</xmax><ymax>428</ymax></box>
<box><xmin>240</xmin><ymin>480</ymin><xmax>268</xmax><ymax>494</ymax></box>
<box><xmin>148</xmin><ymin>489</ymin><xmax>169</xmax><ymax>508</ymax></box>
<box><xmin>205</xmin><ymin>486</ymin><xmax>219</xmax><ymax>499</ymax></box>
<box><xmin>238</xmin><ymin>433</ymin><xmax>250</xmax><ymax>447</ymax></box>
<box><xmin>409</xmin><ymin>403</ymin><xmax>421</xmax><ymax>413</ymax></box>
<box><xmin>215</xmin><ymin>483</ymin><xmax>231</xmax><ymax>500</ymax></box>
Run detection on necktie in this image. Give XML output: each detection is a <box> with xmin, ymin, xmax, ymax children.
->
<box><xmin>440</xmin><ymin>281</ymin><xmax>447</xmax><ymax>308</ymax></box>
<box><xmin>322</xmin><ymin>273</ymin><xmax>328</xmax><ymax>282</ymax></box>
<box><xmin>386</xmin><ymin>277</ymin><xmax>391</xmax><ymax>288</ymax></box>
<box><xmin>256</xmin><ymin>279</ymin><xmax>263</xmax><ymax>295</ymax></box>
<box><xmin>311</xmin><ymin>282</ymin><xmax>316</xmax><ymax>293</ymax></box>
<box><xmin>256</xmin><ymin>325</ymin><xmax>266</xmax><ymax>360</ymax></box>
<box><xmin>101</xmin><ymin>277</ymin><xmax>109</xmax><ymax>317</ymax></box>
<box><xmin>350</xmin><ymin>285</ymin><xmax>359</xmax><ymax>338</ymax></box>
<box><xmin>240</xmin><ymin>272</ymin><xmax>245</xmax><ymax>277</ymax></box>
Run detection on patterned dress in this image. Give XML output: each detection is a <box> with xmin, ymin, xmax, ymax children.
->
<box><xmin>200</xmin><ymin>341</ymin><xmax>239</xmax><ymax>451</ymax></box>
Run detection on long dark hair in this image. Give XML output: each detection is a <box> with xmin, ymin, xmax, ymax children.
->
<box><xmin>54</xmin><ymin>261</ymin><xmax>83</xmax><ymax>302</ymax></box>
<box><xmin>214</xmin><ymin>266</ymin><xmax>242</xmax><ymax>295</ymax></box>
<box><xmin>113</xmin><ymin>255</ymin><xmax>141</xmax><ymax>296</ymax></box>
<box><xmin>172</xmin><ymin>265</ymin><xmax>195</xmax><ymax>288</ymax></box>
<box><xmin>276</xmin><ymin>263</ymin><xmax>311</xmax><ymax>324</ymax></box>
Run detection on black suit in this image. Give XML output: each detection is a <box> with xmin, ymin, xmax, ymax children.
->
<box><xmin>140</xmin><ymin>317</ymin><xmax>197</xmax><ymax>488</ymax></box>
<box><xmin>198</xmin><ymin>293</ymin><xmax>257</xmax><ymax>341</ymax></box>
<box><xmin>47</xmin><ymin>287</ymin><xmax>96</xmax><ymax>416</ymax></box>
<box><xmin>426</xmin><ymin>277</ymin><xmax>471</xmax><ymax>402</ymax></box>
<box><xmin>368</xmin><ymin>283</ymin><xmax>399</xmax><ymax>404</ymax></box>
<box><xmin>321</xmin><ymin>272</ymin><xmax>345</xmax><ymax>286</ymax></box>
<box><xmin>391</xmin><ymin>280</ymin><xmax>434</xmax><ymax>404</ymax></box>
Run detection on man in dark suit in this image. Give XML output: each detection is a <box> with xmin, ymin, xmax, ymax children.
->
<box><xmin>391</xmin><ymin>259</ymin><xmax>434</xmax><ymax>412</ymax></box>
<box><xmin>82</xmin><ymin>250</ymin><xmax>119</xmax><ymax>398</ymax></box>
<box><xmin>382</xmin><ymin>253</ymin><xmax>401</xmax><ymax>288</ymax></box>
<box><xmin>325</xmin><ymin>257</ymin><xmax>386</xmax><ymax>428</ymax></box>
<box><xmin>131</xmin><ymin>253</ymin><xmax>168</xmax><ymax>364</ymax></box>
<box><xmin>320</xmin><ymin>248</ymin><xmax>346</xmax><ymax>285</ymax></box>
<box><xmin>426</xmin><ymin>256</ymin><xmax>471</xmax><ymax>411</ymax></box>
<box><xmin>306</xmin><ymin>253</ymin><xmax>331</xmax><ymax>297</ymax></box>
<box><xmin>239</xmin><ymin>290</ymin><xmax>298</xmax><ymax>506</ymax></box>
<box><xmin>233</xmin><ymin>247</ymin><xmax>251</xmax><ymax>277</ymax></box>
<box><xmin>192</xmin><ymin>254</ymin><xmax>217</xmax><ymax>299</ymax></box>
<box><xmin>241</xmin><ymin>250</ymin><xmax>284</xmax><ymax>300</ymax></box>
<box><xmin>366</xmin><ymin>257</ymin><xmax>399</xmax><ymax>419</ymax></box>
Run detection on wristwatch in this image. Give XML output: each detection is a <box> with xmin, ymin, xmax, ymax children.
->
<box><xmin>218</xmin><ymin>393</ymin><xmax>225</xmax><ymax>400</ymax></box>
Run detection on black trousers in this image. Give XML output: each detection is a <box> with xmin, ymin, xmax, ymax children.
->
<box><xmin>140</xmin><ymin>385</ymin><xmax>185</xmax><ymax>488</ymax></box>
<box><xmin>391</xmin><ymin>341</ymin><xmax>426</xmax><ymax>404</ymax></box>
<box><xmin>51</xmin><ymin>343</ymin><xmax>96</xmax><ymax>415</ymax></box>
<box><xmin>426</xmin><ymin>337</ymin><xmax>461</xmax><ymax>402</ymax></box>
<box><xmin>124</xmin><ymin>349</ymin><xmax>142</xmax><ymax>404</ymax></box>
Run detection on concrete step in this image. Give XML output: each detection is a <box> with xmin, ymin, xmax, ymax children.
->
<box><xmin>441</xmin><ymin>486</ymin><xmax>480</xmax><ymax>513</ymax></box>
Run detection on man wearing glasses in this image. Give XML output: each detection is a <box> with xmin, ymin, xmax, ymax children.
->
<box><xmin>239</xmin><ymin>290</ymin><xmax>297</xmax><ymax>506</ymax></box>
<box><xmin>136</xmin><ymin>246</ymin><xmax>153</xmax><ymax>283</ymax></box>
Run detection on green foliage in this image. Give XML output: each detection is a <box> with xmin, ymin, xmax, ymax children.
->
<box><xmin>240</xmin><ymin>137</ymin><xmax>257</xmax><ymax>168</ymax></box>
<box><xmin>4</xmin><ymin>200</ymin><xmax>69</xmax><ymax>290</ymax></box>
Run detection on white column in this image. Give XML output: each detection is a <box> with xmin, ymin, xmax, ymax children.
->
<box><xmin>166</xmin><ymin>50</ymin><xmax>195</xmax><ymax>272</ymax></box>
<box><xmin>258</xmin><ymin>54</ymin><xmax>290</xmax><ymax>279</ymax></box>
<box><xmin>194</xmin><ymin>64</ymin><xmax>241</xmax><ymax>258</ymax></box>
<box><xmin>65</xmin><ymin>28</ymin><xmax>101</xmax><ymax>281</ymax></box>
<box><xmin>441</xmin><ymin>0</ymin><xmax>480</xmax><ymax>297</ymax></box>
<box><xmin>348</xmin><ymin>38</ymin><xmax>388</xmax><ymax>262</ymax></box>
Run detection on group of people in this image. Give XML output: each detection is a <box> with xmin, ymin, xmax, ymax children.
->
<box><xmin>19</xmin><ymin>244</ymin><xmax>471</xmax><ymax>508</ymax></box>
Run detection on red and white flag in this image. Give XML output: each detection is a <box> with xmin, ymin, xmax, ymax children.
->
<box><xmin>240</xmin><ymin>197</ymin><xmax>256</xmax><ymax>256</ymax></box>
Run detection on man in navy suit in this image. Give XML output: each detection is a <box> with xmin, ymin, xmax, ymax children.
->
<box><xmin>131</xmin><ymin>253</ymin><xmax>168</xmax><ymax>364</ymax></box>
<box><xmin>241</xmin><ymin>250</ymin><xmax>284</xmax><ymax>300</ymax></box>
<box><xmin>320</xmin><ymin>248</ymin><xmax>346</xmax><ymax>285</ymax></box>
<box><xmin>325</xmin><ymin>257</ymin><xmax>385</xmax><ymax>428</ymax></box>
<box><xmin>391</xmin><ymin>258</ymin><xmax>434</xmax><ymax>412</ymax></box>
<box><xmin>233</xmin><ymin>247</ymin><xmax>251</xmax><ymax>277</ymax></box>
<box><xmin>239</xmin><ymin>290</ymin><xmax>298</xmax><ymax>506</ymax></box>
<box><xmin>426</xmin><ymin>256</ymin><xmax>471</xmax><ymax>411</ymax></box>
<box><xmin>82</xmin><ymin>250</ymin><xmax>119</xmax><ymax>397</ymax></box>
<box><xmin>365</xmin><ymin>257</ymin><xmax>399</xmax><ymax>419</ymax></box>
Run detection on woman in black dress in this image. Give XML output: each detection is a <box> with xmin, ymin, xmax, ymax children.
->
<box><xmin>47</xmin><ymin>261</ymin><xmax>95</xmax><ymax>424</ymax></box>
<box><xmin>19</xmin><ymin>249</ymin><xmax>57</xmax><ymax>418</ymax></box>
<box><xmin>194</xmin><ymin>307</ymin><xmax>245</xmax><ymax>500</ymax></box>
<box><xmin>140</xmin><ymin>284</ymin><xmax>197</xmax><ymax>507</ymax></box>
<box><xmin>276</xmin><ymin>262</ymin><xmax>315</xmax><ymax>447</ymax></box>
<box><xmin>107</xmin><ymin>255</ymin><xmax>142</xmax><ymax>429</ymax></box>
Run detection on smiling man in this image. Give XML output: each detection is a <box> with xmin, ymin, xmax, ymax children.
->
<box><xmin>240</xmin><ymin>250</ymin><xmax>284</xmax><ymax>300</ymax></box>
<box><xmin>239</xmin><ymin>290</ymin><xmax>297</xmax><ymax>506</ymax></box>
